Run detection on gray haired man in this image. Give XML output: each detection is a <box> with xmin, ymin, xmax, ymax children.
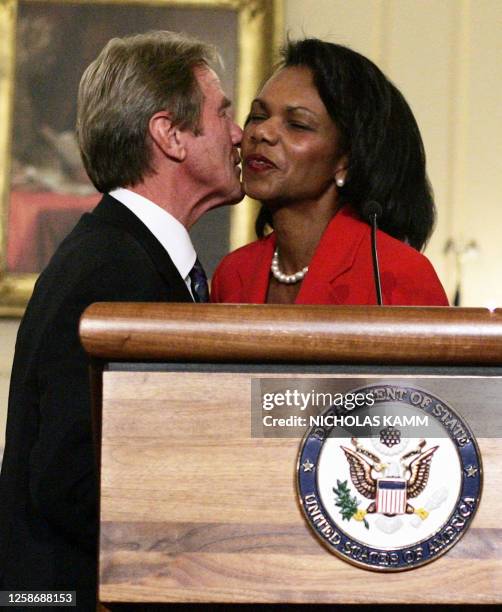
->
<box><xmin>0</xmin><ymin>31</ymin><xmax>242</xmax><ymax>610</ymax></box>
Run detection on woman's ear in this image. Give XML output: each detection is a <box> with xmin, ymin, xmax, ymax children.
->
<box><xmin>148</xmin><ymin>112</ymin><xmax>186</xmax><ymax>162</ymax></box>
<box><xmin>334</xmin><ymin>154</ymin><xmax>349</xmax><ymax>187</ymax></box>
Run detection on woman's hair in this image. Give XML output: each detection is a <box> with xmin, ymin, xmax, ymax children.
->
<box><xmin>255</xmin><ymin>38</ymin><xmax>435</xmax><ymax>251</ymax></box>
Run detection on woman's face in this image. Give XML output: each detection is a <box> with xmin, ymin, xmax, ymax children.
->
<box><xmin>242</xmin><ymin>66</ymin><xmax>346</xmax><ymax>205</ymax></box>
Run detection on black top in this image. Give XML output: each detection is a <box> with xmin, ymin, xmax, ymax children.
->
<box><xmin>0</xmin><ymin>194</ymin><xmax>192</xmax><ymax>609</ymax></box>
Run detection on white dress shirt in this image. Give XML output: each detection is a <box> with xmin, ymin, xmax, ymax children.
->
<box><xmin>109</xmin><ymin>188</ymin><xmax>196</xmax><ymax>298</ymax></box>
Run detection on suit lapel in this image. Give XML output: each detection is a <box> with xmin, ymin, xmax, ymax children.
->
<box><xmin>296</xmin><ymin>205</ymin><xmax>367</xmax><ymax>304</ymax></box>
<box><xmin>91</xmin><ymin>194</ymin><xmax>193</xmax><ymax>302</ymax></box>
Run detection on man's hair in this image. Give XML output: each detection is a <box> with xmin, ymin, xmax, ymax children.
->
<box><xmin>77</xmin><ymin>30</ymin><xmax>218</xmax><ymax>193</ymax></box>
<box><xmin>256</xmin><ymin>38</ymin><xmax>435</xmax><ymax>251</ymax></box>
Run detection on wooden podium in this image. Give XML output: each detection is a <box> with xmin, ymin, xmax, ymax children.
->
<box><xmin>80</xmin><ymin>303</ymin><xmax>502</xmax><ymax>606</ymax></box>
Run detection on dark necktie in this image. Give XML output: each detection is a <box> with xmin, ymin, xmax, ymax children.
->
<box><xmin>189</xmin><ymin>257</ymin><xmax>209</xmax><ymax>303</ymax></box>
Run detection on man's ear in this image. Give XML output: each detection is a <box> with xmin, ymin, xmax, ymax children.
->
<box><xmin>148</xmin><ymin>112</ymin><xmax>186</xmax><ymax>162</ymax></box>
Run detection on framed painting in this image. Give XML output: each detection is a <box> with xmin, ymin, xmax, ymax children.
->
<box><xmin>0</xmin><ymin>0</ymin><xmax>283</xmax><ymax>315</ymax></box>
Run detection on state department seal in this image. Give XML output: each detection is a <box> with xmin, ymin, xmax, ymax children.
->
<box><xmin>297</xmin><ymin>383</ymin><xmax>482</xmax><ymax>571</ymax></box>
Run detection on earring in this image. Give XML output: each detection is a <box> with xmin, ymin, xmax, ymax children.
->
<box><xmin>336</xmin><ymin>177</ymin><xmax>345</xmax><ymax>187</ymax></box>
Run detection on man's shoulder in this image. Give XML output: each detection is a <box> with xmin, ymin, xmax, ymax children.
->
<box><xmin>46</xmin><ymin>209</ymin><xmax>155</xmax><ymax>279</ymax></box>
<box><xmin>26</xmin><ymin>212</ymin><xmax>167</xmax><ymax>322</ymax></box>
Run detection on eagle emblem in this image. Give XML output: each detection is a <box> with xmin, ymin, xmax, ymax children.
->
<box><xmin>297</xmin><ymin>383</ymin><xmax>482</xmax><ymax>571</ymax></box>
<box><xmin>341</xmin><ymin>436</ymin><xmax>438</xmax><ymax>516</ymax></box>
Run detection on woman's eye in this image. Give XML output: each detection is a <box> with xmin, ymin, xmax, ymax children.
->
<box><xmin>289</xmin><ymin>122</ymin><xmax>310</xmax><ymax>130</ymax></box>
<box><xmin>246</xmin><ymin>113</ymin><xmax>267</xmax><ymax>125</ymax></box>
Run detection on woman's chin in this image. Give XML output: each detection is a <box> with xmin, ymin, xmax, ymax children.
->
<box><xmin>243</xmin><ymin>181</ymin><xmax>272</xmax><ymax>202</ymax></box>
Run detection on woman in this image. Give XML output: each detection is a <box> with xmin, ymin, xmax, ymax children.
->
<box><xmin>211</xmin><ymin>38</ymin><xmax>448</xmax><ymax>306</ymax></box>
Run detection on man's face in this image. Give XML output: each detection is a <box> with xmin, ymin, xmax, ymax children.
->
<box><xmin>184</xmin><ymin>67</ymin><xmax>243</xmax><ymax>213</ymax></box>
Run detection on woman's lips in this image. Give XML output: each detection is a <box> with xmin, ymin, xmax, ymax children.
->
<box><xmin>245</xmin><ymin>154</ymin><xmax>277</xmax><ymax>172</ymax></box>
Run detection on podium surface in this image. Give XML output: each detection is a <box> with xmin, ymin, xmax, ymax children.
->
<box><xmin>80</xmin><ymin>304</ymin><xmax>502</xmax><ymax>605</ymax></box>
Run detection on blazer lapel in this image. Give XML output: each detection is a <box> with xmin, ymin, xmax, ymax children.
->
<box><xmin>91</xmin><ymin>194</ymin><xmax>193</xmax><ymax>302</ymax></box>
<box><xmin>296</xmin><ymin>205</ymin><xmax>367</xmax><ymax>304</ymax></box>
<box><xmin>237</xmin><ymin>234</ymin><xmax>275</xmax><ymax>303</ymax></box>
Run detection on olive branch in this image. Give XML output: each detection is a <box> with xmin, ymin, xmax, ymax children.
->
<box><xmin>333</xmin><ymin>479</ymin><xmax>369</xmax><ymax>529</ymax></box>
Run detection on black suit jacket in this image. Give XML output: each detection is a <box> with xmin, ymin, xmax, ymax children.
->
<box><xmin>0</xmin><ymin>194</ymin><xmax>193</xmax><ymax>610</ymax></box>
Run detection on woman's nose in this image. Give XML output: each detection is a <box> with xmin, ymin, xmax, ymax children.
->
<box><xmin>249</xmin><ymin>118</ymin><xmax>279</xmax><ymax>144</ymax></box>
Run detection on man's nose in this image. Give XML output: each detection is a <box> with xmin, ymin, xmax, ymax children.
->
<box><xmin>231</xmin><ymin>121</ymin><xmax>243</xmax><ymax>146</ymax></box>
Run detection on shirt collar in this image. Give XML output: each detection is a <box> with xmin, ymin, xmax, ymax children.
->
<box><xmin>109</xmin><ymin>187</ymin><xmax>196</xmax><ymax>280</ymax></box>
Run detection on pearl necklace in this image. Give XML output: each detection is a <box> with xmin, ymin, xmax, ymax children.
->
<box><xmin>271</xmin><ymin>248</ymin><xmax>309</xmax><ymax>284</ymax></box>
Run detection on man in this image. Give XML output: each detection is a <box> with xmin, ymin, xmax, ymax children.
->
<box><xmin>0</xmin><ymin>31</ymin><xmax>242</xmax><ymax>609</ymax></box>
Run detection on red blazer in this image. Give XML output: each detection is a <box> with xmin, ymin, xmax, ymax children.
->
<box><xmin>211</xmin><ymin>206</ymin><xmax>448</xmax><ymax>306</ymax></box>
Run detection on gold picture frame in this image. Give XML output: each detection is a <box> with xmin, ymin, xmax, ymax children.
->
<box><xmin>0</xmin><ymin>0</ymin><xmax>283</xmax><ymax>316</ymax></box>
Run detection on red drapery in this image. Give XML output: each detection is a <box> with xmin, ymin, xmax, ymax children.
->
<box><xmin>7</xmin><ymin>191</ymin><xmax>100</xmax><ymax>273</ymax></box>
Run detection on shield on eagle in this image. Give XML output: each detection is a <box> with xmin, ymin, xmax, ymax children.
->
<box><xmin>376</xmin><ymin>478</ymin><xmax>407</xmax><ymax>514</ymax></box>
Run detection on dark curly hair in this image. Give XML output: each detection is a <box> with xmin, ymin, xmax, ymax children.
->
<box><xmin>255</xmin><ymin>38</ymin><xmax>435</xmax><ymax>251</ymax></box>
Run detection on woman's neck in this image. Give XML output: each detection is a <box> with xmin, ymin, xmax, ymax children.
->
<box><xmin>271</xmin><ymin>197</ymin><xmax>340</xmax><ymax>272</ymax></box>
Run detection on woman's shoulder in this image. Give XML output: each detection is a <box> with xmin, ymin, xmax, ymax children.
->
<box><xmin>210</xmin><ymin>234</ymin><xmax>274</xmax><ymax>302</ymax></box>
<box><xmin>339</xmin><ymin>205</ymin><xmax>439</xmax><ymax>274</ymax></box>
<box><xmin>220</xmin><ymin>235</ymin><xmax>273</xmax><ymax>267</ymax></box>
<box><xmin>377</xmin><ymin>229</ymin><xmax>434</xmax><ymax>270</ymax></box>
<box><xmin>337</xmin><ymin>207</ymin><xmax>447</xmax><ymax>304</ymax></box>
<box><xmin>375</xmin><ymin>232</ymin><xmax>448</xmax><ymax>305</ymax></box>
